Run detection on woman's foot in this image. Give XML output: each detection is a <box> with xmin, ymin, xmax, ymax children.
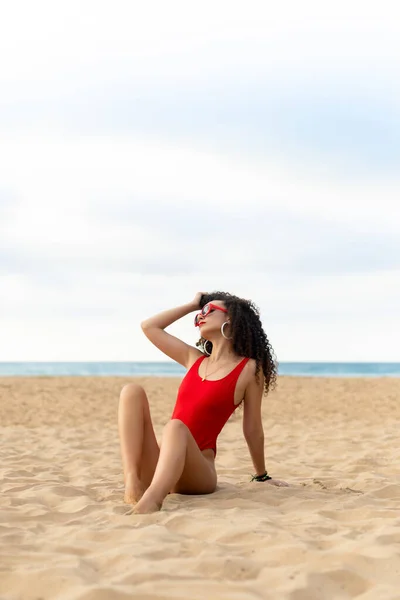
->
<box><xmin>124</xmin><ymin>473</ymin><xmax>146</xmax><ymax>504</ymax></box>
<box><xmin>132</xmin><ymin>489</ymin><xmax>163</xmax><ymax>514</ymax></box>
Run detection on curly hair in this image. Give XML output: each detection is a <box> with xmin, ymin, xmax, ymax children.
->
<box><xmin>196</xmin><ymin>291</ymin><xmax>278</xmax><ymax>395</ymax></box>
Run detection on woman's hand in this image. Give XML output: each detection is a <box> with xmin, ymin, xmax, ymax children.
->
<box><xmin>265</xmin><ymin>478</ymin><xmax>289</xmax><ymax>487</ymax></box>
<box><xmin>191</xmin><ymin>292</ymin><xmax>207</xmax><ymax>310</ymax></box>
<box><xmin>251</xmin><ymin>472</ymin><xmax>289</xmax><ymax>487</ymax></box>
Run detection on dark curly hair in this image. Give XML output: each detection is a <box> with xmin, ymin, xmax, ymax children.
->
<box><xmin>196</xmin><ymin>291</ymin><xmax>278</xmax><ymax>395</ymax></box>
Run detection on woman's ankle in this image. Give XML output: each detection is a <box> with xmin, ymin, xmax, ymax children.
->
<box><xmin>124</xmin><ymin>472</ymin><xmax>146</xmax><ymax>504</ymax></box>
<box><xmin>125</xmin><ymin>470</ymin><xmax>140</xmax><ymax>483</ymax></box>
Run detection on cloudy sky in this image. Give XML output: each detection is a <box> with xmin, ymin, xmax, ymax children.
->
<box><xmin>1</xmin><ymin>0</ymin><xmax>399</xmax><ymax>362</ymax></box>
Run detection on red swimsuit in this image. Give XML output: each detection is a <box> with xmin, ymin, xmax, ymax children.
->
<box><xmin>171</xmin><ymin>355</ymin><xmax>250</xmax><ymax>455</ymax></box>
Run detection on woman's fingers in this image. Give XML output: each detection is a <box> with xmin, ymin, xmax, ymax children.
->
<box><xmin>266</xmin><ymin>478</ymin><xmax>290</xmax><ymax>487</ymax></box>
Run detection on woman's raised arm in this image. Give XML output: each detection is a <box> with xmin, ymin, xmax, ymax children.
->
<box><xmin>141</xmin><ymin>293</ymin><xmax>205</xmax><ymax>368</ymax></box>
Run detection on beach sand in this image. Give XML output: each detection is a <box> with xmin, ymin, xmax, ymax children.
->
<box><xmin>1</xmin><ymin>375</ymin><xmax>400</xmax><ymax>600</ymax></box>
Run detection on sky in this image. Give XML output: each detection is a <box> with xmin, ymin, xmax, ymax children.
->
<box><xmin>1</xmin><ymin>0</ymin><xmax>399</xmax><ymax>362</ymax></box>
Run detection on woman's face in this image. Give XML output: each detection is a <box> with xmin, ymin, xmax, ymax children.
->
<box><xmin>198</xmin><ymin>300</ymin><xmax>229</xmax><ymax>337</ymax></box>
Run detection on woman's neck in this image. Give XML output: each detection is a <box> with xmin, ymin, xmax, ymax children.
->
<box><xmin>207</xmin><ymin>340</ymin><xmax>236</xmax><ymax>363</ymax></box>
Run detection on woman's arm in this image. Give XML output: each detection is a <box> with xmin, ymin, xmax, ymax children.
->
<box><xmin>141</xmin><ymin>293</ymin><xmax>205</xmax><ymax>368</ymax></box>
<box><xmin>242</xmin><ymin>365</ymin><xmax>266</xmax><ymax>475</ymax></box>
<box><xmin>242</xmin><ymin>363</ymin><xmax>289</xmax><ymax>487</ymax></box>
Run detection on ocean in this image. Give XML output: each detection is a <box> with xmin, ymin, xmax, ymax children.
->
<box><xmin>0</xmin><ymin>362</ymin><xmax>399</xmax><ymax>377</ymax></box>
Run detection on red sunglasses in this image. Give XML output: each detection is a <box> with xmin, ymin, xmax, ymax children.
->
<box><xmin>194</xmin><ymin>303</ymin><xmax>228</xmax><ymax>327</ymax></box>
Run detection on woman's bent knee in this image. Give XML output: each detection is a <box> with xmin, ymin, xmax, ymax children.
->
<box><xmin>165</xmin><ymin>419</ymin><xmax>188</xmax><ymax>433</ymax></box>
<box><xmin>120</xmin><ymin>383</ymin><xmax>146</xmax><ymax>400</ymax></box>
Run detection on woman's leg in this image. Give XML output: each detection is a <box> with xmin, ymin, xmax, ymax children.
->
<box><xmin>133</xmin><ymin>419</ymin><xmax>217</xmax><ymax>514</ymax></box>
<box><xmin>118</xmin><ymin>383</ymin><xmax>160</xmax><ymax>503</ymax></box>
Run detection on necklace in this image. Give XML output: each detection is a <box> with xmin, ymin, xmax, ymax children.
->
<box><xmin>201</xmin><ymin>358</ymin><xmax>235</xmax><ymax>381</ymax></box>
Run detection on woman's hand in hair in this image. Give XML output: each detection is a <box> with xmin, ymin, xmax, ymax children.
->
<box><xmin>191</xmin><ymin>292</ymin><xmax>207</xmax><ymax>310</ymax></box>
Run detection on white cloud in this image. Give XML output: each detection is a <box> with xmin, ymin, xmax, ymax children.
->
<box><xmin>1</xmin><ymin>133</ymin><xmax>399</xmax><ymax>224</ymax></box>
<box><xmin>1</xmin><ymin>270</ymin><xmax>399</xmax><ymax>361</ymax></box>
<box><xmin>1</xmin><ymin>1</ymin><xmax>399</xmax><ymax>361</ymax></box>
<box><xmin>1</xmin><ymin>1</ymin><xmax>399</xmax><ymax>84</ymax></box>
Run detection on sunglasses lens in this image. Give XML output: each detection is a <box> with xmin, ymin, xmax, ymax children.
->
<box><xmin>195</xmin><ymin>304</ymin><xmax>214</xmax><ymax>326</ymax></box>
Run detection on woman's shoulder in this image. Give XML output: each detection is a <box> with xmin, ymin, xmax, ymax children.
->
<box><xmin>185</xmin><ymin>350</ymin><xmax>205</xmax><ymax>371</ymax></box>
<box><xmin>242</xmin><ymin>356</ymin><xmax>256</xmax><ymax>369</ymax></box>
<box><xmin>241</xmin><ymin>358</ymin><xmax>264</xmax><ymax>385</ymax></box>
<box><xmin>241</xmin><ymin>357</ymin><xmax>257</xmax><ymax>377</ymax></box>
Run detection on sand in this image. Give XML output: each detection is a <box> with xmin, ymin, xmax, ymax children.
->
<box><xmin>1</xmin><ymin>375</ymin><xmax>400</xmax><ymax>600</ymax></box>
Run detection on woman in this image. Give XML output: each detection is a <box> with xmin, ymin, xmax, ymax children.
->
<box><xmin>118</xmin><ymin>291</ymin><xmax>287</xmax><ymax>514</ymax></box>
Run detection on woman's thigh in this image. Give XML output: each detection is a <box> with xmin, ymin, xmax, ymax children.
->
<box><xmin>170</xmin><ymin>421</ymin><xmax>217</xmax><ymax>495</ymax></box>
<box><xmin>120</xmin><ymin>382</ymin><xmax>160</xmax><ymax>487</ymax></box>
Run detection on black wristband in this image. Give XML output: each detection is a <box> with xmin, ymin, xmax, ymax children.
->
<box><xmin>251</xmin><ymin>471</ymin><xmax>272</xmax><ymax>482</ymax></box>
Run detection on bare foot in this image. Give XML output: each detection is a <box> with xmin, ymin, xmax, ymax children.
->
<box><xmin>124</xmin><ymin>474</ymin><xmax>146</xmax><ymax>504</ymax></box>
<box><xmin>132</xmin><ymin>491</ymin><xmax>163</xmax><ymax>514</ymax></box>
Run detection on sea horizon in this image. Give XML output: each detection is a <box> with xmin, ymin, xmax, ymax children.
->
<box><xmin>0</xmin><ymin>361</ymin><xmax>399</xmax><ymax>378</ymax></box>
